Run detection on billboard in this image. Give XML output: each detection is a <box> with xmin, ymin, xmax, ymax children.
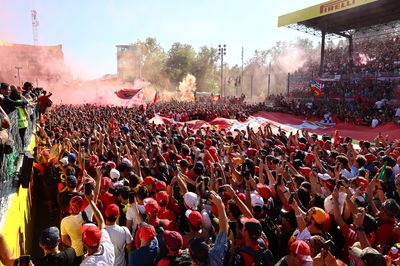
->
<box><xmin>278</xmin><ymin>0</ymin><xmax>378</xmax><ymax>27</ymax></box>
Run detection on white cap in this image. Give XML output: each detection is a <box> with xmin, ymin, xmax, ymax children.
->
<box><xmin>121</xmin><ymin>158</ymin><xmax>132</xmax><ymax>167</ymax></box>
<box><xmin>60</xmin><ymin>157</ymin><xmax>69</xmax><ymax>166</ymax></box>
<box><xmin>110</xmin><ymin>168</ymin><xmax>120</xmax><ymax>180</ymax></box>
<box><xmin>251</xmin><ymin>193</ymin><xmax>264</xmax><ymax>207</ymax></box>
<box><xmin>184</xmin><ymin>192</ymin><xmax>199</xmax><ymax>210</ymax></box>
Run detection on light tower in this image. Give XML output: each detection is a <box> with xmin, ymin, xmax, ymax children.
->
<box><xmin>31</xmin><ymin>10</ymin><xmax>39</xmax><ymax>46</ymax></box>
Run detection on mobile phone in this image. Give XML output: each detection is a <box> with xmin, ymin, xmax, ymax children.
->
<box><xmin>84</xmin><ymin>182</ymin><xmax>93</xmax><ymax>196</ymax></box>
<box><xmin>276</xmin><ymin>174</ymin><xmax>283</xmax><ymax>186</ymax></box>
<box><xmin>324</xmin><ymin>240</ymin><xmax>334</xmax><ymax>252</ymax></box>
<box><xmin>202</xmin><ymin>190</ymin><xmax>211</xmax><ymax>199</ymax></box>
<box><xmin>18</xmin><ymin>255</ymin><xmax>31</xmax><ymax>266</ymax></box>
<box><xmin>129</xmin><ymin>192</ymin><xmax>135</xmax><ymax>204</ymax></box>
<box><xmin>288</xmin><ymin>192</ymin><xmax>295</xmax><ymax>204</ymax></box>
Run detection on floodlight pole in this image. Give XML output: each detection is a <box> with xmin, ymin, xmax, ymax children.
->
<box><xmin>319</xmin><ymin>31</ymin><xmax>326</xmax><ymax>75</ymax></box>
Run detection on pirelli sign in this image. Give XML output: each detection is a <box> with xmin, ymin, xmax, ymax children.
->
<box><xmin>278</xmin><ymin>0</ymin><xmax>378</xmax><ymax>27</ymax></box>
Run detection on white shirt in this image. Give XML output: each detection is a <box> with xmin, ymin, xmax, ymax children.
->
<box><xmin>80</xmin><ymin>229</ymin><xmax>115</xmax><ymax>266</ymax></box>
<box><xmin>371</xmin><ymin>118</ymin><xmax>379</xmax><ymax>128</ymax></box>
<box><xmin>396</xmin><ymin>108</ymin><xmax>400</xmax><ymax>117</ymax></box>
<box><xmin>126</xmin><ymin>204</ymin><xmax>145</xmax><ymax>231</ymax></box>
<box><xmin>104</xmin><ymin>225</ymin><xmax>133</xmax><ymax>266</ymax></box>
<box><xmin>61</xmin><ymin>214</ymin><xmax>85</xmax><ymax>256</ymax></box>
<box><xmin>292</xmin><ymin>227</ymin><xmax>311</xmax><ymax>241</ymax></box>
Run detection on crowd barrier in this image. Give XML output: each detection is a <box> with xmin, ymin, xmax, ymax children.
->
<box><xmin>0</xmin><ymin>107</ymin><xmax>37</xmax><ymax>262</ymax></box>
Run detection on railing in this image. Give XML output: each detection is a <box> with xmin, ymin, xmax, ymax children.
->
<box><xmin>0</xmin><ymin>107</ymin><xmax>37</xmax><ymax>217</ymax></box>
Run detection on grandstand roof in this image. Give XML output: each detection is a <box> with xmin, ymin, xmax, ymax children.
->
<box><xmin>278</xmin><ymin>0</ymin><xmax>400</xmax><ymax>37</ymax></box>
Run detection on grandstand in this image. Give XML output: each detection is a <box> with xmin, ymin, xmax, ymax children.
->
<box><xmin>278</xmin><ymin>0</ymin><xmax>400</xmax><ymax>74</ymax></box>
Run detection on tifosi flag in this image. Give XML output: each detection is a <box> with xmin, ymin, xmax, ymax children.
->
<box><xmin>310</xmin><ymin>80</ymin><xmax>324</xmax><ymax>98</ymax></box>
<box><xmin>115</xmin><ymin>88</ymin><xmax>143</xmax><ymax>99</ymax></box>
<box><xmin>153</xmin><ymin>90</ymin><xmax>160</xmax><ymax>103</ymax></box>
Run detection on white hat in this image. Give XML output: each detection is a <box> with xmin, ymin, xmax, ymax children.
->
<box><xmin>110</xmin><ymin>168</ymin><xmax>120</xmax><ymax>180</ymax></box>
<box><xmin>184</xmin><ymin>192</ymin><xmax>199</xmax><ymax>210</ymax></box>
<box><xmin>251</xmin><ymin>193</ymin><xmax>264</xmax><ymax>207</ymax></box>
<box><xmin>122</xmin><ymin>158</ymin><xmax>132</xmax><ymax>167</ymax></box>
<box><xmin>60</xmin><ymin>157</ymin><xmax>69</xmax><ymax>167</ymax></box>
<box><xmin>317</xmin><ymin>173</ymin><xmax>331</xmax><ymax>181</ymax></box>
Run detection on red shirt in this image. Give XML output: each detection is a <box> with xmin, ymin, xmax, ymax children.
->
<box><xmin>376</xmin><ymin>218</ymin><xmax>398</xmax><ymax>246</ymax></box>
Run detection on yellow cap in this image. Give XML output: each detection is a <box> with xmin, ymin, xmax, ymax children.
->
<box><xmin>308</xmin><ymin>207</ymin><xmax>327</xmax><ymax>224</ymax></box>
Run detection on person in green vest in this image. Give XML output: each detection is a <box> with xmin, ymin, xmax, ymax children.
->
<box><xmin>9</xmin><ymin>87</ymin><xmax>29</xmax><ymax>148</ymax></box>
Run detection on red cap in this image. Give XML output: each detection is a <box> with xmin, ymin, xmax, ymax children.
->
<box><xmin>155</xmin><ymin>181</ymin><xmax>167</xmax><ymax>191</ymax></box>
<box><xmin>365</xmin><ymin>153</ymin><xmax>376</xmax><ymax>162</ymax></box>
<box><xmin>247</xmin><ymin>148</ymin><xmax>257</xmax><ymax>156</ymax></box>
<box><xmin>101</xmin><ymin>177</ymin><xmax>111</xmax><ymax>189</ymax></box>
<box><xmin>306</xmin><ymin>153</ymin><xmax>315</xmax><ymax>161</ymax></box>
<box><xmin>105</xmin><ymin>203</ymin><xmax>120</xmax><ymax>217</ymax></box>
<box><xmin>257</xmin><ymin>183</ymin><xmax>272</xmax><ymax>199</ymax></box>
<box><xmin>144</xmin><ymin>198</ymin><xmax>160</xmax><ymax>214</ymax></box>
<box><xmin>195</xmin><ymin>138</ymin><xmax>201</xmax><ymax>143</ymax></box>
<box><xmin>107</xmin><ymin>161</ymin><xmax>116</xmax><ymax>169</ymax></box>
<box><xmin>69</xmin><ymin>195</ymin><xmax>83</xmax><ymax>215</ymax></box>
<box><xmin>89</xmin><ymin>155</ymin><xmax>99</xmax><ymax>165</ymax></box>
<box><xmin>289</xmin><ymin>240</ymin><xmax>313</xmax><ymax>262</ymax></box>
<box><xmin>138</xmin><ymin>224</ymin><xmax>156</xmax><ymax>241</ymax></box>
<box><xmin>42</xmin><ymin>151</ymin><xmax>50</xmax><ymax>158</ymax></box>
<box><xmin>142</xmin><ymin>176</ymin><xmax>156</xmax><ymax>186</ymax></box>
<box><xmin>299</xmin><ymin>143</ymin><xmax>307</xmax><ymax>151</ymax></box>
<box><xmin>155</xmin><ymin>191</ymin><xmax>169</xmax><ymax>204</ymax></box>
<box><xmin>186</xmin><ymin>210</ymin><xmax>203</xmax><ymax>227</ymax></box>
<box><xmin>205</xmin><ymin>139</ymin><xmax>212</xmax><ymax>146</ymax></box>
<box><xmin>299</xmin><ymin>167</ymin><xmax>312</xmax><ymax>178</ymax></box>
<box><xmin>288</xmin><ymin>146</ymin><xmax>297</xmax><ymax>152</ymax></box>
<box><xmin>163</xmin><ymin>230</ymin><xmax>183</xmax><ymax>250</ymax></box>
<box><xmin>81</xmin><ymin>224</ymin><xmax>101</xmax><ymax>247</ymax></box>
<box><xmin>237</xmin><ymin>192</ymin><xmax>246</xmax><ymax>202</ymax></box>
<box><xmin>355</xmin><ymin>176</ymin><xmax>369</xmax><ymax>190</ymax></box>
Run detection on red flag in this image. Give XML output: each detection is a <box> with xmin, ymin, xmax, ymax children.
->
<box><xmin>115</xmin><ymin>88</ymin><xmax>143</xmax><ymax>99</ymax></box>
<box><xmin>333</xmin><ymin>130</ymin><xmax>339</xmax><ymax>147</ymax></box>
<box><xmin>153</xmin><ymin>90</ymin><xmax>160</xmax><ymax>103</ymax></box>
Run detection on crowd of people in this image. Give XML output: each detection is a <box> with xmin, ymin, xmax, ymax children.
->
<box><xmin>0</xmin><ymin>82</ymin><xmax>399</xmax><ymax>266</ymax></box>
<box><xmin>293</xmin><ymin>37</ymin><xmax>400</xmax><ymax>77</ymax></box>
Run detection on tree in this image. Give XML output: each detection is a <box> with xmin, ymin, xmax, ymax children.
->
<box><xmin>192</xmin><ymin>46</ymin><xmax>219</xmax><ymax>92</ymax></box>
<box><xmin>164</xmin><ymin>43</ymin><xmax>196</xmax><ymax>84</ymax></box>
<box><xmin>134</xmin><ymin>38</ymin><xmax>167</xmax><ymax>87</ymax></box>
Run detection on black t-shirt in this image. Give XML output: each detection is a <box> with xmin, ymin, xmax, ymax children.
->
<box><xmin>32</xmin><ymin>247</ymin><xmax>76</xmax><ymax>266</ymax></box>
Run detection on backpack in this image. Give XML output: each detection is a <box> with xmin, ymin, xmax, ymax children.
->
<box><xmin>154</xmin><ymin>219</ymin><xmax>168</xmax><ymax>261</ymax></box>
<box><xmin>238</xmin><ymin>238</ymin><xmax>274</xmax><ymax>266</ymax></box>
<box><xmin>164</xmin><ymin>249</ymin><xmax>192</xmax><ymax>266</ymax></box>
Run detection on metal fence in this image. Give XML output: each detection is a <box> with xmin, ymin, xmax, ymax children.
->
<box><xmin>0</xmin><ymin>107</ymin><xmax>37</xmax><ymax>217</ymax></box>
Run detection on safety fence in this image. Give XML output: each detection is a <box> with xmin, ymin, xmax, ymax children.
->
<box><xmin>0</xmin><ymin>108</ymin><xmax>37</xmax><ymax>217</ymax></box>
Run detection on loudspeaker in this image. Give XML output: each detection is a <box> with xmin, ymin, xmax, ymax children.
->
<box><xmin>20</xmin><ymin>151</ymin><xmax>34</xmax><ymax>188</ymax></box>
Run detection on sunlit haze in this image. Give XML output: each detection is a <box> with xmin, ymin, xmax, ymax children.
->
<box><xmin>1</xmin><ymin>0</ymin><xmax>323</xmax><ymax>79</ymax></box>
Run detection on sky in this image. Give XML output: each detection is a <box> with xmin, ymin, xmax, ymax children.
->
<box><xmin>1</xmin><ymin>0</ymin><xmax>324</xmax><ymax>79</ymax></box>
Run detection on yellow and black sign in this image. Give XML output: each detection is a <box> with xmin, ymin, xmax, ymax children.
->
<box><xmin>278</xmin><ymin>0</ymin><xmax>378</xmax><ymax>27</ymax></box>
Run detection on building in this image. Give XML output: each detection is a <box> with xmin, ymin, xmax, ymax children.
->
<box><xmin>0</xmin><ymin>40</ymin><xmax>71</xmax><ymax>86</ymax></box>
<box><xmin>116</xmin><ymin>44</ymin><xmax>141</xmax><ymax>82</ymax></box>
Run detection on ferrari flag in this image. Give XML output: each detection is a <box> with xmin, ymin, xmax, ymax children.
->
<box><xmin>115</xmin><ymin>88</ymin><xmax>143</xmax><ymax>100</ymax></box>
<box><xmin>310</xmin><ymin>80</ymin><xmax>324</xmax><ymax>98</ymax></box>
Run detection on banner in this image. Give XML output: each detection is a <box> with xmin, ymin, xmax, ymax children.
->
<box><xmin>310</xmin><ymin>80</ymin><xmax>324</xmax><ymax>98</ymax></box>
<box><xmin>115</xmin><ymin>88</ymin><xmax>143</xmax><ymax>100</ymax></box>
<box><xmin>153</xmin><ymin>90</ymin><xmax>160</xmax><ymax>103</ymax></box>
<box><xmin>211</xmin><ymin>94</ymin><xmax>221</xmax><ymax>102</ymax></box>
